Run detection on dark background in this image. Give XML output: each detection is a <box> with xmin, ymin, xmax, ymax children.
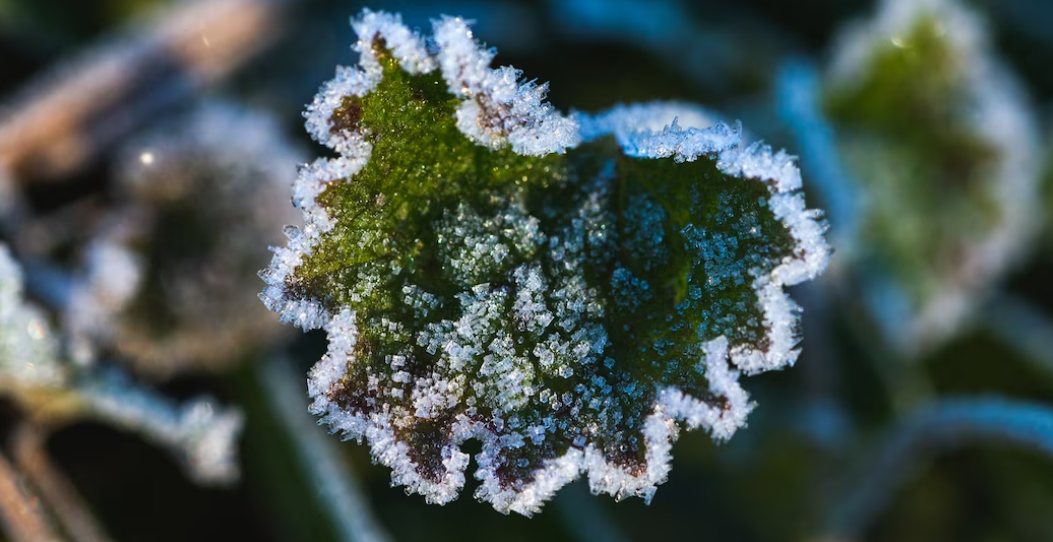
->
<box><xmin>3</xmin><ymin>0</ymin><xmax>1053</xmax><ymax>541</ymax></box>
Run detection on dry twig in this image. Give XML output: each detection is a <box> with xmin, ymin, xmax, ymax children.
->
<box><xmin>0</xmin><ymin>0</ymin><xmax>287</xmax><ymax>181</ymax></box>
<box><xmin>12</xmin><ymin>424</ymin><xmax>114</xmax><ymax>542</ymax></box>
<box><xmin>0</xmin><ymin>448</ymin><xmax>62</xmax><ymax>542</ymax></box>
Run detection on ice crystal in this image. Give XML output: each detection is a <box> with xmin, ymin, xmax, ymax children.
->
<box><xmin>822</xmin><ymin>0</ymin><xmax>1041</xmax><ymax>352</ymax></box>
<box><xmin>261</xmin><ymin>9</ymin><xmax>829</xmax><ymax>515</ymax></box>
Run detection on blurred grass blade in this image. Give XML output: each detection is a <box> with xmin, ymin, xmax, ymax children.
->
<box><xmin>258</xmin><ymin>357</ymin><xmax>392</xmax><ymax>542</ymax></box>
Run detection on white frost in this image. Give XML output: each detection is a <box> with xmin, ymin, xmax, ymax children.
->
<box><xmin>576</xmin><ymin>101</ymin><xmax>719</xmax><ymax>144</ymax></box>
<box><xmin>277</xmin><ymin>9</ymin><xmax>830</xmax><ymax>517</ymax></box>
<box><xmin>433</xmin><ymin>16</ymin><xmax>581</xmax><ymax>155</ymax></box>
<box><xmin>580</xmin><ymin>102</ymin><xmax>830</xmax><ymax>376</ymax></box>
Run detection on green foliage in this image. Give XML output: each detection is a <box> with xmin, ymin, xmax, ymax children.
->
<box><xmin>288</xmin><ymin>41</ymin><xmax>563</xmax><ymax>311</ymax></box>
<box><xmin>826</xmin><ymin>16</ymin><xmax>1001</xmax><ymax>303</ymax></box>
<box><xmin>264</xmin><ymin>15</ymin><xmax>825</xmax><ymax>513</ymax></box>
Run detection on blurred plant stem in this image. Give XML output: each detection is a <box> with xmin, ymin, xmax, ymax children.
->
<box><xmin>830</xmin><ymin>275</ymin><xmax>935</xmax><ymax>415</ymax></box>
<box><xmin>10</xmin><ymin>424</ymin><xmax>113</xmax><ymax>542</ymax></box>
<box><xmin>257</xmin><ymin>357</ymin><xmax>391</xmax><ymax>542</ymax></box>
<box><xmin>818</xmin><ymin>397</ymin><xmax>1053</xmax><ymax>541</ymax></box>
<box><xmin>775</xmin><ymin>59</ymin><xmax>862</xmax><ymax>254</ymax></box>
<box><xmin>982</xmin><ymin>291</ymin><xmax>1053</xmax><ymax>378</ymax></box>
<box><xmin>0</xmin><ymin>0</ymin><xmax>289</xmax><ymax>182</ymax></box>
<box><xmin>0</xmin><ymin>448</ymin><xmax>63</xmax><ymax>542</ymax></box>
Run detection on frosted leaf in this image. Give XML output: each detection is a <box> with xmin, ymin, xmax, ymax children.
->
<box><xmin>432</xmin><ymin>15</ymin><xmax>581</xmax><ymax>156</ymax></box>
<box><xmin>822</xmin><ymin>0</ymin><xmax>1041</xmax><ymax>353</ymax></box>
<box><xmin>65</xmin><ymin>100</ymin><xmax>303</xmax><ymax>376</ymax></box>
<box><xmin>263</xmin><ymin>10</ymin><xmax>829</xmax><ymax>516</ymax></box>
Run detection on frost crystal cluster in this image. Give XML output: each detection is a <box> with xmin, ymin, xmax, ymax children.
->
<box><xmin>260</xmin><ymin>10</ymin><xmax>829</xmax><ymax>515</ymax></box>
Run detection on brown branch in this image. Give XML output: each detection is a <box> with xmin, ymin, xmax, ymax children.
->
<box><xmin>0</xmin><ymin>448</ymin><xmax>62</xmax><ymax>542</ymax></box>
<box><xmin>0</xmin><ymin>0</ymin><xmax>288</xmax><ymax>181</ymax></box>
<box><xmin>11</xmin><ymin>424</ymin><xmax>113</xmax><ymax>542</ymax></box>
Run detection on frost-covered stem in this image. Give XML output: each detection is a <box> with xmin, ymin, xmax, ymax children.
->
<box><xmin>258</xmin><ymin>358</ymin><xmax>391</xmax><ymax>542</ymax></box>
<box><xmin>11</xmin><ymin>424</ymin><xmax>113</xmax><ymax>542</ymax></box>
<box><xmin>0</xmin><ymin>449</ymin><xmax>63</xmax><ymax>542</ymax></box>
<box><xmin>981</xmin><ymin>292</ymin><xmax>1053</xmax><ymax>379</ymax></box>
<box><xmin>821</xmin><ymin>397</ymin><xmax>1053</xmax><ymax>540</ymax></box>
<box><xmin>0</xmin><ymin>0</ymin><xmax>285</xmax><ymax>181</ymax></box>
<box><xmin>553</xmin><ymin>481</ymin><xmax>631</xmax><ymax>542</ymax></box>
<box><xmin>76</xmin><ymin>369</ymin><xmax>243</xmax><ymax>486</ymax></box>
<box><xmin>775</xmin><ymin>59</ymin><xmax>862</xmax><ymax>254</ymax></box>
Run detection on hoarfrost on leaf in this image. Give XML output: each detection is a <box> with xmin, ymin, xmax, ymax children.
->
<box><xmin>575</xmin><ymin>101</ymin><xmax>721</xmax><ymax>149</ymax></box>
<box><xmin>261</xmin><ymin>9</ymin><xmax>829</xmax><ymax>515</ymax></box>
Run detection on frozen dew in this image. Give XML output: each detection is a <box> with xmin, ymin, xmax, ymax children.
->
<box><xmin>264</xmin><ymin>9</ymin><xmax>829</xmax><ymax>516</ymax></box>
<box><xmin>433</xmin><ymin>15</ymin><xmax>581</xmax><ymax>155</ymax></box>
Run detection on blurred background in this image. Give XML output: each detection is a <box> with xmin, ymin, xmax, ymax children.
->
<box><xmin>2</xmin><ymin>0</ymin><xmax>1053</xmax><ymax>541</ymax></box>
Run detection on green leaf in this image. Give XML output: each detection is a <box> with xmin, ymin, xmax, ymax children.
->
<box><xmin>261</xmin><ymin>10</ymin><xmax>829</xmax><ymax>515</ymax></box>
<box><xmin>822</xmin><ymin>0</ymin><xmax>1041</xmax><ymax>352</ymax></box>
